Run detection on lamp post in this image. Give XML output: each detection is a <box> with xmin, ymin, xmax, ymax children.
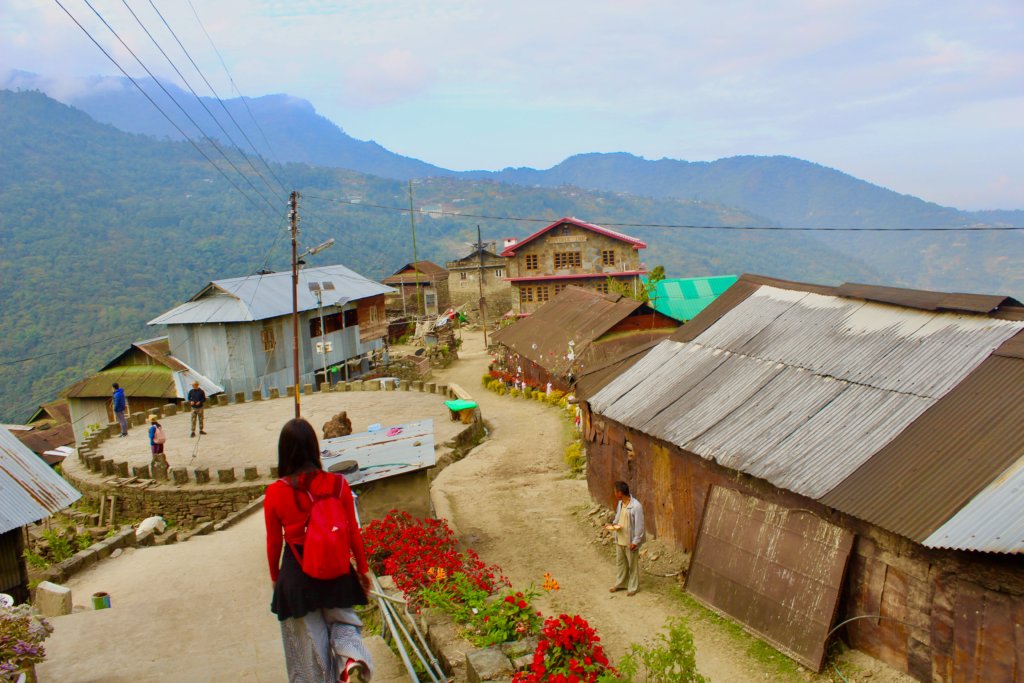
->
<box><xmin>291</xmin><ymin>237</ymin><xmax>334</xmax><ymax>417</ymax></box>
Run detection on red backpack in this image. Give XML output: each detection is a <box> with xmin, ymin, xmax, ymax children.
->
<box><xmin>287</xmin><ymin>475</ymin><xmax>353</xmax><ymax>580</ymax></box>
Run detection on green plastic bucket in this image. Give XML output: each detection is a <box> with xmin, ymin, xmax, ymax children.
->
<box><xmin>91</xmin><ymin>592</ymin><xmax>111</xmax><ymax>610</ymax></box>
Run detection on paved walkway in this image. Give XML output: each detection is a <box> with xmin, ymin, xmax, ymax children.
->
<box><xmin>36</xmin><ymin>512</ymin><xmax>405</xmax><ymax>682</ymax></box>
<box><xmin>66</xmin><ymin>388</ymin><xmax>464</xmax><ymax>482</ymax></box>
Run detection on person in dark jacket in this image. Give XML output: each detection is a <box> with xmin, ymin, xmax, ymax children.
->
<box><xmin>187</xmin><ymin>381</ymin><xmax>207</xmax><ymax>437</ymax></box>
<box><xmin>112</xmin><ymin>383</ymin><xmax>128</xmax><ymax>437</ymax></box>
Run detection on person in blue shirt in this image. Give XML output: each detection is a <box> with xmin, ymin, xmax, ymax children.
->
<box><xmin>112</xmin><ymin>383</ymin><xmax>128</xmax><ymax>437</ymax></box>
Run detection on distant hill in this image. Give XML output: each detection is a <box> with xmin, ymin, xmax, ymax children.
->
<box><xmin>3</xmin><ymin>70</ymin><xmax>453</xmax><ymax>180</ymax></box>
<box><xmin>0</xmin><ymin>89</ymin><xmax>881</xmax><ymax>422</ymax></box>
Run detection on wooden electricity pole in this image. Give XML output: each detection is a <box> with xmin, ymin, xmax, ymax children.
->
<box><xmin>476</xmin><ymin>225</ymin><xmax>488</xmax><ymax>348</ymax></box>
<box><xmin>408</xmin><ymin>180</ymin><xmax>422</xmax><ymax>317</ymax></box>
<box><xmin>290</xmin><ymin>191</ymin><xmax>301</xmax><ymax>418</ymax></box>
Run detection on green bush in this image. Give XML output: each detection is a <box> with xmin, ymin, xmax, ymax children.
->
<box><xmin>482</xmin><ymin>373</ymin><xmax>494</xmax><ymax>387</ymax></box>
<box><xmin>509</xmin><ymin>388</ymin><xmax>521</xmax><ymax>398</ymax></box>
<box><xmin>564</xmin><ymin>441</ymin><xmax>585</xmax><ymax>473</ymax></box>
<box><xmin>617</xmin><ymin>618</ymin><xmax>707</xmax><ymax>683</ymax></box>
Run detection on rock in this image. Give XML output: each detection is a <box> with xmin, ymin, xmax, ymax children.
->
<box><xmin>34</xmin><ymin>581</ymin><xmax>72</xmax><ymax>616</ymax></box>
<box><xmin>323</xmin><ymin>411</ymin><xmax>354</xmax><ymax>439</ymax></box>
<box><xmin>466</xmin><ymin>647</ymin><xmax>513</xmax><ymax>683</ymax></box>
<box><xmin>110</xmin><ymin>548</ymin><xmax>123</xmax><ymax>558</ymax></box>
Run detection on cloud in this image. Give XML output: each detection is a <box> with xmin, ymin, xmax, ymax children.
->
<box><xmin>341</xmin><ymin>49</ymin><xmax>434</xmax><ymax>107</ymax></box>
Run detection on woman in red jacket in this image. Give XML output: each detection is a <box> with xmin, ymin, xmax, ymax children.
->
<box><xmin>265</xmin><ymin>418</ymin><xmax>373</xmax><ymax>683</ymax></box>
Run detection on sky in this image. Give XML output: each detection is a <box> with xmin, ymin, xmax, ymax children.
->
<box><xmin>3</xmin><ymin>0</ymin><xmax>1023</xmax><ymax>210</ymax></box>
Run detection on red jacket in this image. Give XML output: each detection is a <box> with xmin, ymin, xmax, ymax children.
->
<box><xmin>264</xmin><ymin>470</ymin><xmax>369</xmax><ymax>582</ymax></box>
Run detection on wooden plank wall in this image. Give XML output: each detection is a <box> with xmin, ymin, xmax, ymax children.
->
<box><xmin>582</xmin><ymin>405</ymin><xmax>1024</xmax><ymax>682</ymax></box>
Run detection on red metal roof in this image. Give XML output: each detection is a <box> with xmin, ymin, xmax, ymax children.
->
<box><xmin>499</xmin><ymin>217</ymin><xmax>647</xmax><ymax>256</ymax></box>
<box><xmin>505</xmin><ymin>270</ymin><xmax>647</xmax><ymax>283</ymax></box>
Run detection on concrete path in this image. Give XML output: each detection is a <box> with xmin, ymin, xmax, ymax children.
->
<box><xmin>37</xmin><ymin>512</ymin><xmax>405</xmax><ymax>682</ymax></box>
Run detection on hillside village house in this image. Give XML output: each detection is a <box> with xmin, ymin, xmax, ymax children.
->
<box><xmin>580</xmin><ymin>274</ymin><xmax>1024</xmax><ymax>679</ymax></box>
<box><xmin>148</xmin><ymin>265</ymin><xmax>392</xmax><ymax>398</ymax></box>
<box><xmin>445</xmin><ymin>246</ymin><xmax>512</xmax><ymax>317</ymax></box>
<box><xmin>492</xmin><ymin>286</ymin><xmax>679</xmax><ymax>392</ymax></box>
<box><xmin>0</xmin><ymin>426</ymin><xmax>80</xmax><ymax>603</ymax></box>
<box><xmin>381</xmin><ymin>261</ymin><xmax>450</xmax><ymax>318</ymax></box>
<box><xmin>60</xmin><ymin>338</ymin><xmax>221</xmax><ymax>445</ymax></box>
<box><xmin>501</xmin><ymin>217</ymin><xmax>647</xmax><ymax>315</ymax></box>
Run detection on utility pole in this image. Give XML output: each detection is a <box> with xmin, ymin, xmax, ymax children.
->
<box><xmin>408</xmin><ymin>180</ymin><xmax>422</xmax><ymax>317</ymax></box>
<box><xmin>476</xmin><ymin>225</ymin><xmax>488</xmax><ymax>348</ymax></box>
<box><xmin>290</xmin><ymin>191</ymin><xmax>301</xmax><ymax>418</ymax></box>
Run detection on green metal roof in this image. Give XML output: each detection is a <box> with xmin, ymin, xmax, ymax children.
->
<box><xmin>61</xmin><ymin>364</ymin><xmax>176</xmax><ymax>400</ymax></box>
<box><xmin>648</xmin><ymin>275</ymin><xmax>739</xmax><ymax>322</ymax></box>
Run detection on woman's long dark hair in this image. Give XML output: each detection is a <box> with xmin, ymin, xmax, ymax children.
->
<box><xmin>277</xmin><ymin>418</ymin><xmax>322</xmax><ymax>479</ymax></box>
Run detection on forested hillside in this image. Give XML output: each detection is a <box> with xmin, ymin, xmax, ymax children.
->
<box><xmin>0</xmin><ymin>90</ymin><xmax>886</xmax><ymax>421</ymax></box>
<box><xmin>10</xmin><ymin>73</ymin><xmax>1021</xmax><ymax>299</ymax></box>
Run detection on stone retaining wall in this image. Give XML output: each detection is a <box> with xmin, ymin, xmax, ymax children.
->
<box><xmin>62</xmin><ymin>470</ymin><xmax>266</xmax><ymax>529</ymax></box>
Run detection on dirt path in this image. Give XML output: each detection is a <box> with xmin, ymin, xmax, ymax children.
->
<box><xmin>429</xmin><ymin>329</ymin><xmax>910</xmax><ymax>683</ymax></box>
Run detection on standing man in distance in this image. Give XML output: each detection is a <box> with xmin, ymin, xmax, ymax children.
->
<box><xmin>188</xmin><ymin>380</ymin><xmax>207</xmax><ymax>438</ymax></box>
<box><xmin>606</xmin><ymin>480</ymin><xmax>645</xmax><ymax>596</ymax></box>
<box><xmin>112</xmin><ymin>383</ymin><xmax>128</xmax><ymax>437</ymax></box>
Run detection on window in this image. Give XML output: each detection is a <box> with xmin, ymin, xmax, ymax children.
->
<box><xmin>495</xmin><ymin>268</ymin><xmax>503</xmax><ymax>278</ymax></box>
<box><xmin>524</xmin><ymin>254</ymin><xmax>539</xmax><ymax>270</ymax></box>
<box><xmin>261</xmin><ymin>326</ymin><xmax>276</xmax><ymax>352</ymax></box>
<box><xmin>311</xmin><ymin>309</ymin><xmax>358</xmax><ymax>337</ymax></box>
<box><xmin>560</xmin><ymin>225</ymin><xmax>571</xmax><ymax>236</ymax></box>
<box><xmin>595</xmin><ymin>281</ymin><xmax>610</xmax><ymax>294</ymax></box>
<box><xmin>424</xmin><ymin>292</ymin><xmax>437</xmax><ymax>309</ymax></box>
<box><xmin>602</xmin><ymin>250</ymin><xmax>616</xmax><ymax>266</ymax></box>
<box><xmin>536</xmin><ymin>286</ymin><xmax>550</xmax><ymax>303</ymax></box>
<box><xmin>554</xmin><ymin>283</ymin><xmax>566</xmax><ymax>295</ymax></box>
<box><xmin>554</xmin><ymin>251</ymin><xmax>582</xmax><ymax>269</ymax></box>
<box><xmin>460</xmin><ymin>271</ymin><xmax>468</xmax><ymax>280</ymax></box>
<box><xmin>520</xmin><ymin>286</ymin><xmax>534</xmax><ymax>303</ymax></box>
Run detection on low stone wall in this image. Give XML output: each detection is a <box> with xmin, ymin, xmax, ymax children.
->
<box><xmin>31</xmin><ymin>525</ymin><xmax>142</xmax><ymax>586</ymax></box>
<box><xmin>62</xmin><ymin>469</ymin><xmax>266</xmax><ymax>529</ymax></box>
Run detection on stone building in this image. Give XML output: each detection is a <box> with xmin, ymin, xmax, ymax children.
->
<box><xmin>445</xmin><ymin>246</ymin><xmax>512</xmax><ymax>318</ymax></box>
<box><xmin>500</xmin><ymin>217</ymin><xmax>647</xmax><ymax>315</ymax></box>
<box><xmin>381</xmin><ymin>261</ymin><xmax>450</xmax><ymax>318</ymax></box>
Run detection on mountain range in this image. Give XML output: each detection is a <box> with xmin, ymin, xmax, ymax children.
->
<box><xmin>0</xmin><ymin>87</ymin><xmax>888</xmax><ymax>422</ymax></box>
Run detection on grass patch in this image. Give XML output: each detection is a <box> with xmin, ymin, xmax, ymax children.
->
<box><xmin>674</xmin><ymin>590</ymin><xmax>805</xmax><ymax>680</ymax></box>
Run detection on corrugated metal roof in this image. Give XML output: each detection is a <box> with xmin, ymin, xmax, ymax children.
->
<box><xmin>382</xmin><ymin>261</ymin><xmax>448</xmax><ymax>284</ymax></box>
<box><xmin>500</xmin><ymin>217</ymin><xmax>647</xmax><ymax>256</ymax></box>
<box><xmin>923</xmin><ymin>456</ymin><xmax>1024</xmax><ymax>552</ymax></box>
<box><xmin>14</xmin><ymin>423</ymin><xmax>75</xmax><ymax>456</ymax></box>
<box><xmin>321</xmin><ymin>420</ymin><xmax>435</xmax><ymax>485</ymax></box>
<box><xmin>821</xmin><ymin>355</ymin><xmax>1024</xmax><ymax>546</ymax></box>
<box><xmin>62</xmin><ymin>357</ymin><xmax>222</xmax><ymax>400</ymax></box>
<box><xmin>649</xmin><ymin>275</ymin><xmax>738</xmax><ymax>322</ymax></box>
<box><xmin>0</xmin><ymin>426</ymin><xmax>81</xmax><ymax>534</ymax></box>
<box><xmin>492</xmin><ymin>287</ymin><xmax>648</xmax><ymax>377</ymax></box>
<box><xmin>148</xmin><ymin>265</ymin><xmax>393</xmax><ymax>325</ymax></box>
<box><xmin>590</xmin><ymin>280</ymin><xmax>1024</xmax><ymax>553</ymax></box>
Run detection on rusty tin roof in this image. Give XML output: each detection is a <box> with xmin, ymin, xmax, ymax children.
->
<box><xmin>0</xmin><ymin>426</ymin><xmax>81</xmax><ymax>534</ymax></box>
<box><xmin>492</xmin><ymin>287</ymin><xmax>653</xmax><ymax>377</ymax></box>
<box><xmin>589</xmin><ymin>274</ymin><xmax>1024</xmax><ymax>553</ymax></box>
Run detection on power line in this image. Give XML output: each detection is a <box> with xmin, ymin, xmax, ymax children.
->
<box><xmin>76</xmin><ymin>0</ymin><xmax>282</xmax><ymax>215</ymax></box>
<box><xmin>0</xmin><ymin>332</ymin><xmax>138</xmax><ymax>367</ymax></box>
<box><xmin>183</xmin><ymin>0</ymin><xmax>289</xmax><ymax>184</ymax></box>
<box><xmin>52</xmin><ymin>0</ymin><xmax>278</xmax><ymax>221</ymax></box>
<box><xmin>303</xmin><ymin>193</ymin><xmax>1024</xmax><ymax>232</ymax></box>
<box><xmin>119</xmin><ymin>0</ymin><xmax>286</xmax><ymax>201</ymax></box>
<box><xmin>146</xmin><ymin>0</ymin><xmax>291</xmax><ymax>196</ymax></box>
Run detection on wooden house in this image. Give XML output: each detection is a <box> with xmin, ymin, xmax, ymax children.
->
<box><xmin>581</xmin><ymin>274</ymin><xmax>1024</xmax><ymax>678</ymax></box>
<box><xmin>381</xmin><ymin>261</ymin><xmax>450</xmax><ymax>318</ymax></box>
<box><xmin>0</xmin><ymin>426</ymin><xmax>80</xmax><ymax>603</ymax></box>
<box><xmin>491</xmin><ymin>286</ymin><xmax>678</xmax><ymax>392</ymax></box>
<box><xmin>501</xmin><ymin>217</ymin><xmax>647</xmax><ymax>315</ymax></box>
<box><xmin>60</xmin><ymin>337</ymin><xmax>221</xmax><ymax>445</ymax></box>
<box><xmin>149</xmin><ymin>265</ymin><xmax>392</xmax><ymax>397</ymax></box>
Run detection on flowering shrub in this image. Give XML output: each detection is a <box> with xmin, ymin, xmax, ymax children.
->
<box><xmin>471</xmin><ymin>588</ymin><xmax>544</xmax><ymax>647</ymax></box>
<box><xmin>0</xmin><ymin>604</ymin><xmax>53</xmax><ymax>680</ymax></box>
<box><xmin>362</xmin><ymin>511</ymin><xmax>506</xmax><ymax>599</ymax></box>
<box><xmin>513</xmin><ymin>614</ymin><xmax>616</xmax><ymax>683</ymax></box>
<box><xmin>542</xmin><ymin>572</ymin><xmax>561</xmax><ymax>591</ymax></box>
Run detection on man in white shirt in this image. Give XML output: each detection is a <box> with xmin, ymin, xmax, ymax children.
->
<box><xmin>605</xmin><ymin>480</ymin><xmax>645</xmax><ymax>596</ymax></box>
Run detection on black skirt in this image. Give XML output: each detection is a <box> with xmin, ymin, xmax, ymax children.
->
<box><xmin>271</xmin><ymin>544</ymin><xmax>368</xmax><ymax>622</ymax></box>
